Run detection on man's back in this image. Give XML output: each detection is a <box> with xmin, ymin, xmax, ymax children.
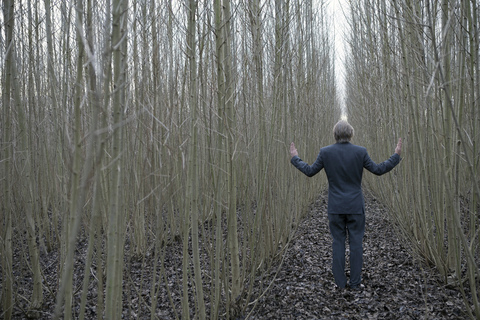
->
<box><xmin>290</xmin><ymin>142</ymin><xmax>400</xmax><ymax>214</ymax></box>
<box><xmin>320</xmin><ymin>142</ymin><xmax>368</xmax><ymax>214</ymax></box>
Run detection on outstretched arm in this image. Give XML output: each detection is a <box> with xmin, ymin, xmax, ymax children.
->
<box><xmin>364</xmin><ymin>138</ymin><xmax>402</xmax><ymax>175</ymax></box>
<box><xmin>289</xmin><ymin>142</ymin><xmax>324</xmax><ymax>177</ymax></box>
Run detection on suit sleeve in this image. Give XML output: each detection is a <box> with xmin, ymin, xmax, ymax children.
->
<box><xmin>290</xmin><ymin>152</ymin><xmax>324</xmax><ymax>177</ymax></box>
<box><xmin>363</xmin><ymin>152</ymin><xmax>400</xmax><ymax>176</ymax></box>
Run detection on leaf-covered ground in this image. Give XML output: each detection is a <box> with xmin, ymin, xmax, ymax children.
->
<box><xmin>7</xmin><ymin>191</ymin><xmax>470</xmax><ymax>319</ymax></box>
<box><xmin>244</xmin><ymin>192</ymin><xmax>469</xmax><ymax>319</ymax></box>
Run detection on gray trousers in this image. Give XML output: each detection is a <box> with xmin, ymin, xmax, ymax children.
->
<box><xmin>328</xmin><ymin>213</ymin><xmax>365</xmax><ymax>288</ymax></box>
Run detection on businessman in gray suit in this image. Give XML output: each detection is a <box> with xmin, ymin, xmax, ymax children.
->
<box><xmin>289</xmin><ymin>120</ymin><xmax>402</xmax><ymax>290</ymax></box>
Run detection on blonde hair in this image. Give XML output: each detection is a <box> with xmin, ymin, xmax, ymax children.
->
<box><xmin>333</xmin><ymin>120</ymin><xmax>354</xmax><ymax>143</ymax></box>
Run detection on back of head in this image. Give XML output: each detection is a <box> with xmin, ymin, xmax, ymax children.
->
<box><xmin>333</xmin><ymin>120</ymin><xmax>354</xmax><ymax>143</ymax></box>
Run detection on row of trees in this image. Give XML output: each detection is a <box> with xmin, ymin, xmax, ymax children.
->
<box><xmin>0</xmin><ymin>0</ymin><xmax>338</xmax><ymax>318</ymax></box>
<box><xmin>345</xmin><ymin>0</ymin><xmax>480</xmax><ymax>318</ymax></box>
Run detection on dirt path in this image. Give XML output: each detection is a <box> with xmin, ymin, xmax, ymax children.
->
<box><xmin>244</xmin><ymin>191</ymin><xmax>468</xmax><ymax>319</ymax></box>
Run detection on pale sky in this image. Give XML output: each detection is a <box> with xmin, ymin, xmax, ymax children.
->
<box><xmin>326</xmin><ymin>0</ymin><xmax>348</xmax><ymax>118</ymax></box>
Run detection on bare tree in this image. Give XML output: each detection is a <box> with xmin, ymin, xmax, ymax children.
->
<box><xmin>0</xmin><ymin>1</ymin><xmax>337</xmax><ymax>318</ymax></box>
<box><xmin>345</xmin><ymin>1</ymin><xmax>480</xmax><ymax>318</ymax></box>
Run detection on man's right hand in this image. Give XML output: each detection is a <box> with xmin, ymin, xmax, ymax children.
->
<box><xmin>395</xmin><ymin>138</ymin><xmax>402</xmax><ymax>156</ymax></box>
<box><xmin>290</xmin><ymin>142</ymin><xmax>298</xmax><ymax>158</ymax></box>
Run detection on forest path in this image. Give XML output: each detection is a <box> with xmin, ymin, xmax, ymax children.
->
<box><xmin>245</xmin><ymin>191</ymin><xmax>467</xmax><ymax>320</ymax></box>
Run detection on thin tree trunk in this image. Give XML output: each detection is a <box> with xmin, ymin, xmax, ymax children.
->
<box><xmin>222</xmin><ymin>0</ymin><xmax>242</xmax><ymax>308</ymax></box>
<box><xmin>105</xmin><ymin>0</ymin><xmax>128</xmax><ymax>318</ymax></box>
<box><xmin>8</xmin><ymin>0</ymin><xmax>44</xmax><ymax>312</ymax></box>
<box><xmin>53</xmin><ymin>1</ymin><xmax>88</xmax><ymax>318</ymax></box>
<box><xmin>1</xmin><ymin>0</ymin><xmax>15</xmax><ymax>317</ymax></box>
<box><xmin>186</xmin><ymin>0</ymin><xmax>207</xmax><ymax>318</ymax></box>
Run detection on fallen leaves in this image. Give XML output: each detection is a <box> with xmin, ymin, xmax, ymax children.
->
<box><xmin>6</xmin><ymin>191</ymin><xmax>470</xmax><ymax>319</ymax></box>
<box><xmin>245</xmin><ymin>191</ymin><xmax>468</xmax><ymax>319</ymax></box>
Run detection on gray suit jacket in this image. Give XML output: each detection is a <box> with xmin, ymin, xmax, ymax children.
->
<box><xmin>291</xmin><ymin>142</ymin><xmax>400</xmax><ymax>214</ymax></box>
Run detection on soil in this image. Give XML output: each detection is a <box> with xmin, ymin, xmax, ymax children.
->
<box><xmin>6</xmin><ymin>191</ymin><xmax>470</xmax><ymax>319</ymax></box>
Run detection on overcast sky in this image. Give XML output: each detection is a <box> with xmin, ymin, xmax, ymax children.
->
<box><xmin>326</xmin><ymin>0</ymin><xmax>348</xmax><ymax>117</ymax></box>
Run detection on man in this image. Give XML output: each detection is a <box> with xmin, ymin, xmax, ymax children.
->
<box><xmin>289</xmin><ymin>120</ymin><xmax>402</xmax><ymax>290</ymax></box>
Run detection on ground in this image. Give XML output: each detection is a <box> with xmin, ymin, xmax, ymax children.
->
<box><xmin>244</xmin><ymin>191</ymin><xmax>468</xmax><ymax>319</ymax></box>
<box><xmin>7</xmin><ymin>191</ymin><xmax>470</xmax><ymax>319</ymax></box>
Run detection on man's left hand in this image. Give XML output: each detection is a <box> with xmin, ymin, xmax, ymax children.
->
<box><xmin>395</xmin><ymin>138</ymin><xmax>402</xmax><ymax>156</ymax></box>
